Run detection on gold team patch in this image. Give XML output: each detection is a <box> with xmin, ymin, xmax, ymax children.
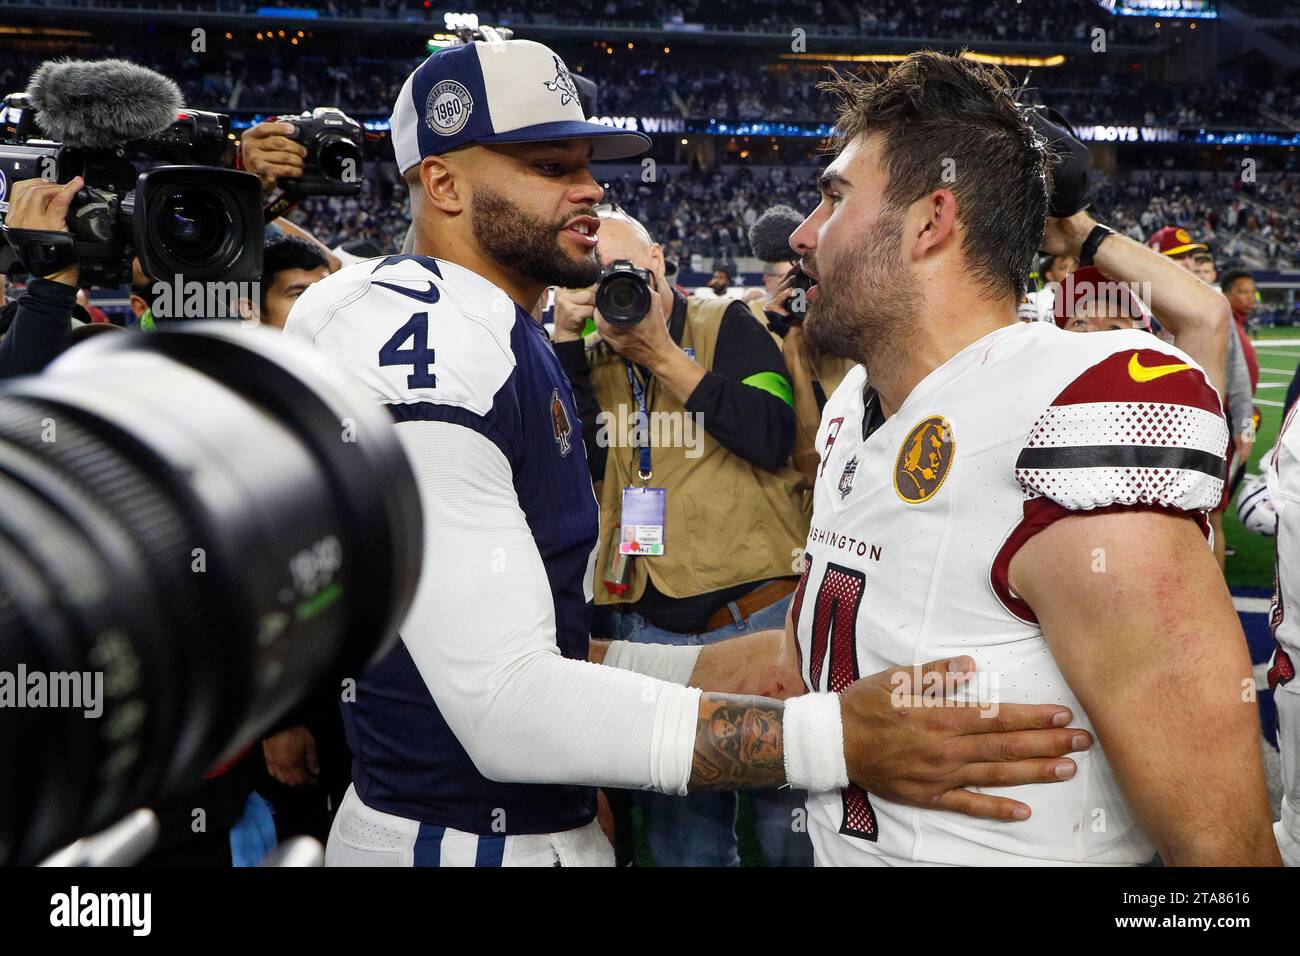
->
<box><xmin>893</xmin><ymin>415</ymin><xmax>954</xmax><ymax>504</ymax></box>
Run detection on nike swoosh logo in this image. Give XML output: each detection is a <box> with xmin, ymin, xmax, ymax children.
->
<box><xmin>1128</xmin><ymin>352</ymin><xmax>1190</xmax><ymax>383</ymax></box>
<box><xmin>374</xmin><ymin>280</ymin><xmax>441</xmax><ymax>303</ymax></box>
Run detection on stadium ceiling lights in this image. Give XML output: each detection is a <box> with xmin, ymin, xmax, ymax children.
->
<box><xmin>778</xmin><ymin>52</ymin><xmax>1067</xmax><ymax>68</ymax></box>
<box><xmin>0</xmin><ymin>25</ymin><xmax>92</xmax><ymax>36</ymax></box>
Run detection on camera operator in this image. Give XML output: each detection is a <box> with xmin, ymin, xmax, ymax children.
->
<box><xmin>746</xmin><ymin>205</ymin><xmax>854</xmax><ymax>479</ymax></box>
<box><xmin>553</xmin><ymin>206</ymin><xmax>813</xmax><ymax>867</ymax></box>
<box><xmin>0</xmin><ymin>175</ymin><xmax>83</xmax><ymax>378</ymax></box>
<box><xmin>765</xmin><ymin>265</ymin><xmax>856</xmax><ymax>480</ymax></box>
<box><xmin>239</xmin><ymin>119</ymin><xmax>345</xmax><ymax>272</ymax></box>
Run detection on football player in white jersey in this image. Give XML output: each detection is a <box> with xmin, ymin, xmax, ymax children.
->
<box><xmin>285</xmin><ymin>40</ymin><xmax>1096</xmax><ymax>867</ymax></box>
<box><xmin>598</xmin><ymin>51</ymin><xmax>1280</xmax><ymax>865</ymax></box>
<box><xmin>1266</xmin><ymin>404</ymin><xmax>1300</xmax><ymax>865</ymax></box>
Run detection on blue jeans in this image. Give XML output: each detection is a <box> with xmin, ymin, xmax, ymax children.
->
<box><xmin>618</xmin><ymin>591</ymin><xmax>813</xmax><ymax>867</ymax></box>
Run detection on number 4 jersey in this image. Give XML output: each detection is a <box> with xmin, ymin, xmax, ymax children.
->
<box><xmin>798</xmin><ymin>320</ymin><xmax>1227</xmax><ymax>866</ymax></box>
<box><xmin>284</xmin><ymin>254</ymin><xmax>600</xmax><ymax>836</ymax></box>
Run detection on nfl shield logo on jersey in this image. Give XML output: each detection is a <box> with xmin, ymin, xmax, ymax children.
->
<box><xmin>550</xmin><ymin>387</ymin><xmax>573</xmax><ymax>457</ymax></box>
<box><xmin>838</xmin><ymin>455</ymin><xmax>859</xmax><ymax>499</ymax></box>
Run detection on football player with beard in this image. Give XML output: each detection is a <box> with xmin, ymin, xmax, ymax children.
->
<box><xmin>781</xmin><ymin>53</ymin><xmax>1276</xmax><ymax>864</ymax></box>
<box><xmin>285</xmin><ymin>39</ymin><xmax>1094</xmax><ymax>867</ymax></box>
<box><xmin>600</xmin><ymin>51</ymin><xmax>1280</xmax><ymax>865</ymax></box>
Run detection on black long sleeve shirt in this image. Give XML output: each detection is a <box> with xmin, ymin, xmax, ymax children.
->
<box><xmin>0</xmin><ymin>278</ymin><xmax>76</xmax><ymax>379</ymax></box>
<box><xmin>556</xmin><ymin>290</ymin><xmax>798</xmax><ymax>632</ymax></box>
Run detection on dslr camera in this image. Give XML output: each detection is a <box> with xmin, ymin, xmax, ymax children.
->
<box><xmin>271</xmin><ymin>107</ymin><xmax>364</xmax><ymax>198</ymax></box>
<box><xmin>0</xmin><ymin>59</ymin><xmax>264</xmax><ymax>289</ymax></box>
<box><xmin>595</xmin><ymin>260</ymin><xmax>655</xmax><ymax>326</ymax></box>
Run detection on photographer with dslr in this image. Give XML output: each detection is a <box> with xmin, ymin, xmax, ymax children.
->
<box><xmin>239</xmin><ymin>119</ymin><xmax>347</xmax><ymax>272</ymax></box>
<box><xmin>0</xmin><ymin>175</ymin><xmax>83</xmax><ymax>377</ymax></box>
<box><xmin>553</xmin><ymin>206</ymin><xmax>812</xmax><ymax>867</ymax></box>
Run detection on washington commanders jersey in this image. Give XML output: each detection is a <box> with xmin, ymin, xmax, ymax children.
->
<box><xmin>797</xmin><ymin>320</ymin><xmax>1227</xmax><ymax>865</ymax></box>
<box><xmin>284</xmin><ymin>254</ymin><xmax>599</xmax><ymax>835</ymax></box>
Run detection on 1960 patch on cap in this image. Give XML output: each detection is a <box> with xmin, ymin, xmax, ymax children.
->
<box><xmin>425</xmin><ymin>79</ymin><xmax>473</xmax><ymax>136</ymax></box>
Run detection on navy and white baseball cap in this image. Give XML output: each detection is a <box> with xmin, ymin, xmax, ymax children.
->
<box><xmin>391</xmin><ymin>39</ymin><xmax>651</xmax><ymax>173</ymax></box>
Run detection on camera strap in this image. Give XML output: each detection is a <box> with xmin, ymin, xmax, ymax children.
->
<box><xmin>262</xmin><ymin>188</ymin><xmax>296</xmax><ymax>223</ymax></box>
<box><xmin>624</xmin><ymin>360</ymin><xmax>653</xmax><ymax>481</ymax></box>
<box><xmin>1</xmin><ymin>227</ymin><xmax>79</xmax><ymax>277</ymax></box>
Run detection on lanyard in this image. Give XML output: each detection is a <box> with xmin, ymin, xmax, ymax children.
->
<box><xmin>624</xmin><ymin>360</ymin><xmax>653</xmax><ymax>482</ymax></box>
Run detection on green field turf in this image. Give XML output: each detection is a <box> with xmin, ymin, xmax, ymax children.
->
<box><xmin>1225</xmin><ymin>326</ymin><xmax>1298</xmax><ymax>590</ymax></box>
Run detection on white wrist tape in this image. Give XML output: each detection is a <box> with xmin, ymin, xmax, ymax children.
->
<box><xmin>783</xmin><ymin>693</ymin><xmax>849</xmax><ymax>793</ymax></box>
<box><xmin>603</xmin><ymin>640</ymin><xmax>702</xmax><ymax>686</ymax></box>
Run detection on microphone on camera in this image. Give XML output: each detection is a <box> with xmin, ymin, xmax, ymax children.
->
<box><xmin>26</xmin><ymin>58</ymin><xmax>183</xmax><ymax>149</ymax></box>
<box><xmin>747</xmin><ymin>203</ymin><xmax>806</xmax><ymax>263</ymax></box>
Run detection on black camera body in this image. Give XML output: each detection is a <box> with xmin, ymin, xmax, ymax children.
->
<box><xmin>595</xmin><ymin>259</ymin><xmax>655</xmax><ymax>326</ymax></box>
<box><xmin>273</xmin><ymin>107</ymin><xmax>364</xmax><ymax>198</ymax></box>
<box><xmin>0</xmin><ymin>98</ymin><xmax>263</xmax><ymax>289</ymax></box>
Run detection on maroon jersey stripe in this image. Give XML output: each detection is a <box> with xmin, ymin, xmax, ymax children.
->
<box><xmin>1049</xmin><ymin>348</ymin><xmax>1223</xmax><ymax>415</ymax></box>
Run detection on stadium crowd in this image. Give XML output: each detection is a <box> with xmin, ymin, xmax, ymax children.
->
<box><xmin>282</xmin><ymin>159</ymin><xmax>1300</xmax><ymax>276</ymax></box>
<box><xmin>18</xmin><ymin>0</ymin><xmax>1160</xmax><ymax>43</ymax></box>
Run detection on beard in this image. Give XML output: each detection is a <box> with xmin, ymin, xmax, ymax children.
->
<box><xmin>803</xmin><ymin>202</ymin><xmax>920</xmax><ymax>382</ymax></box>
<box><xmin>470</xmin><ymin>185</ymin><xmax>601</xmax><ymax>289</ymax></box>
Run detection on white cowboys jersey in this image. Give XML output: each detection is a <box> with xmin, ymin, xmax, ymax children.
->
<box><xmin>796</xmin><ymin>320</ymin><xmax>1227</xmax><ymax>866</ymax></box>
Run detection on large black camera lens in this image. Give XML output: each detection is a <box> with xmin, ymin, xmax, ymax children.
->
<box><xmin>154</xmin><ymin>187</ymin><xmax>234</xmax><ymax>263</ymax></box>
<box><xmin>0</xmin><ymin>325</ymin><xmax>422</xmax><ymax>864</ymax></box>
<box><xmin>317</xmin><ymin>134</ymin><xmax>363</xmax><ymax>184</ymax></box>
<box><xmin>134</xmin><ymin>166</ymin><xmax>264</xmax><ymax>287</ymax></box>
<box><xmin>595</xmin><ymin>260</ymin><xmax>654</xmax><ymax>326</ymax></box>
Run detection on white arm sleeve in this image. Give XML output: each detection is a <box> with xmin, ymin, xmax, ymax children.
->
<box><xmin>394</xmin><ymin>418</ymin><xmax>700</xmax><ymax>795</ymax></box>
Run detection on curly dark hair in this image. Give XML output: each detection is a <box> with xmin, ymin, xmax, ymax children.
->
<box><xmin>820</xmin><ymin>50</ymin><xmax>1051</xmax><ymax>300</ymax></box>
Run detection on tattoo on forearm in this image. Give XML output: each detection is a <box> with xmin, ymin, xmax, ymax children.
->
<box><xmin>689</xmin><ymin>693</ymin><xmax>786</xmax><ymax>791</ymax></box>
